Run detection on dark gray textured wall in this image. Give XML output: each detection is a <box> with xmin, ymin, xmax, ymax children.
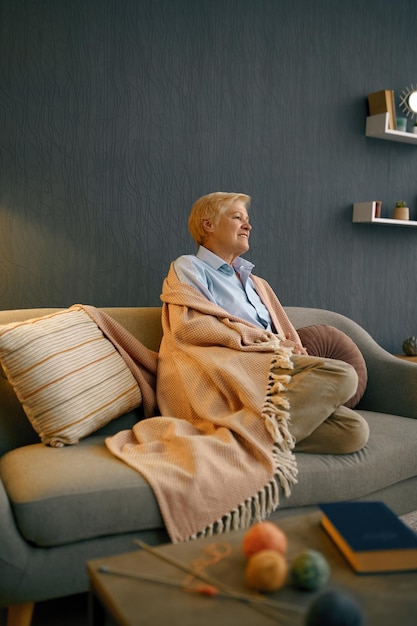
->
<box><xmin>1</xmin><ymin>0</ymin><xmax>417</xmax><ymax>352</ymax></box>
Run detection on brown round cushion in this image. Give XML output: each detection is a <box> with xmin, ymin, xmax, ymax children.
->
<box><xmin>297</xmin><ymin>325</ymin><xmax>367</xmax><ymax>409</ymax></box>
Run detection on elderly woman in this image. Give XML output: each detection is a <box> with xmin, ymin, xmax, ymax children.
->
<box><xmin>108</xmin><ymin>191</ymin><xmax>369</xmax><ymax>543</ymax></box>
<box><xmin>164</xmin><ymin>191</ymin><xmax>369</xmax><ymax>456</ymax></box>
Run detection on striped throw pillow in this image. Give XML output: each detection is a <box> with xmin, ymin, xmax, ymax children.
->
<box><xmin>0</xmin><ymin>307</ymin><xmax>142</xmax><ymax>446</ymax></box>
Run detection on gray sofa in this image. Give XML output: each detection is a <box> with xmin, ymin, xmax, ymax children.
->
<box><xmin>1</xmin><ymin>305</ymin><xmax>417</xmax><ymax>625</ymax></box>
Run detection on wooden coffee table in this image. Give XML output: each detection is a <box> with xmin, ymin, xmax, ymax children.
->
<box><xmin>87</xmin><ymin>510</ymin><xmax>417</xmax><ymax>626</ymax></box>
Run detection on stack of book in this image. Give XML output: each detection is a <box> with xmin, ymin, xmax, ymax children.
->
<box><xmin>368</xmin><ymin>90</ymin><xmax>397</xmax><ymax>130</ymax></box>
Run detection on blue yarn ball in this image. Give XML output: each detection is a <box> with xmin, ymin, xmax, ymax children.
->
<box><xmin>305</xmin><ymin>590</ymin><xmax>364</xmax><ymax>626</ymax></box>
<box><xmin>291</xmin><ymin>549</ymin><xmax>330</xmax><ymax>591</ymax></box>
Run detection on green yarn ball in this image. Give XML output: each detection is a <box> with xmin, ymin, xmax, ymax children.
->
<box><xmin>291</xmin><ymin>549</ymin><xmax>330</xmax><ymax>591</ymax></box>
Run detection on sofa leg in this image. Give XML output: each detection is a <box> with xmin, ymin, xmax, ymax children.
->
<box><xmin>7</xmin><ymin>603</ymin><xmax>35</xmax><ymax>626</ymax></box>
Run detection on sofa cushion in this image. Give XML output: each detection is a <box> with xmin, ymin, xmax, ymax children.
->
<box><xmin>297</xmin><ymin>324</ymin><xmax>367</xmax><ymax>408</ymax></box>
<box><xmin>0</xmin><ymin>306</ymin><xmax>142</xmax><ymax>447</ymax></box>
<box><xmin>282</xmin><ymin>411</ymin><xmax>417</xmax><ymax>508</ymax></box>
<box><xmin>0</xmin><ymin>435</ymin><xmax>164</xmax><ymax>547</ymax></box>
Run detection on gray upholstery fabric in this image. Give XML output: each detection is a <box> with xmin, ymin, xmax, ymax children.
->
<box><xmin>0</xmin><ymin>436</ymin><xmax>164</xmax><ymax>547</ymax></box>
<box><xmin>285</xmin><ymin>411</ymin><xmax>417</xmax><ymax>506</ymax></box>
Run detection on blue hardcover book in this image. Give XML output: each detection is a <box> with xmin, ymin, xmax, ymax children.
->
<box><xmin>319</xmin><ymin>501</ymin><xmax>417</xmax><ymax>573</ymax></box>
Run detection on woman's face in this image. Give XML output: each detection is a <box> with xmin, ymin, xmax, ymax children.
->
<box><xmin>202</xmin><ymin>201</ymin><xmax>252</xmax><ymax>263</ymax></box>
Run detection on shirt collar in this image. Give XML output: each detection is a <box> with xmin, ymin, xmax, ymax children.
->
<box><xmin>196</xmin><ymin>246</ymin><xmax>254</xmax><ymax>279</ymax></box>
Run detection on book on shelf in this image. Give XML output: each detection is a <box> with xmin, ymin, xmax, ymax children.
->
<box><xmin>319</xmin><ymin>501</ymin><xmax>417</xmax><ymax>574</ymax></box>
<box><xmin>368</xmin><ymin>90</ymin><xmax>397</xmax><ymax>130</ymax></box>
<box><xmin>352</xmin><ymin>201</ymin><xmax>381</xmax><ymax>222</ymax></box>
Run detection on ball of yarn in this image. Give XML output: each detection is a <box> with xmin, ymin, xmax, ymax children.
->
<box><xmin>305</xmin><ymin>590</ymin><xmax>364</xmax><ymax>626</ymax></box>
<box><xmin>242</xmin><ymin>521</ymin><xmax>288</xmax><ymax>558</ymax></box>
<box><xmin>245</xmin><ymin>549</ymin><xmax>288</xmax><ymax>592</ymax></box>
<box><xmin>291</xmin><ymin>549</ymin><xmax>330</xmax><ymax>591</ymax></box>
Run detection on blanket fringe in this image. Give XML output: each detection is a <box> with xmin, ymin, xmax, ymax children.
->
<box><xmin>265</xmin><ymin>340</ymin><xmax>298</xmax><ymax>498</ymax></box>
<box><xmin>188</xmin><ymin>339</ymin><xmax>298</xmax><ymax>542</ymax></box>
<box><xmin>189</xmin><ymin>478</ymin><xmax>281</xmax><ymax>541</ymax></box>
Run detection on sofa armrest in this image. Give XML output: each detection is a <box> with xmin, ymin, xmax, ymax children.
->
<box><xmin>285</xmin><ymin>307</ymin><xmax>417</xmax><ymax>419</ymax></box>
<box><xmin>358</xmin><ymin>349</ymin><xmax>417</xmax><ymax>418</ymax></box>
<box><xmin>0</xmin><ymin>477</ymin><xmax>31</xmax><ymax>604</ymax></box>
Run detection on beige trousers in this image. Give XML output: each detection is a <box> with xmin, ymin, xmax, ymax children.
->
<box><xmin>284</xmin><ymin>354</ymin><xmax>369</xmax><ymax>454</ymax></box>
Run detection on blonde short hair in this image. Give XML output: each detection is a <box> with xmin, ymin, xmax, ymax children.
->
<box><xmin>188</xmin><ymin>192</ymin><xmax>251</xmax><ymax>246</ymax></box>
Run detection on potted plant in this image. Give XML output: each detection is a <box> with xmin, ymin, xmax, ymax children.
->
<box><xmin>392</xmin><ymin>200</ymin><xmax>409</xmax><ymax>220</ymax></box>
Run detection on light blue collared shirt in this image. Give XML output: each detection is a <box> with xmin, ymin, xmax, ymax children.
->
<box><xmin>173</xmin><ymin>246</ymin><xmax>272</xmax><ymax>330</ymax></box>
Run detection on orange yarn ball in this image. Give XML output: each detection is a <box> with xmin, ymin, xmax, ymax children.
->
<box><xmin>245</xmin><ymin>549</ymin><xmax>288</xmax><ymax>592</ymax></box>
<box><xmin>242</xmin><ymin>521</ymin><xmax>288</xmax><ymax>558</ymax></box>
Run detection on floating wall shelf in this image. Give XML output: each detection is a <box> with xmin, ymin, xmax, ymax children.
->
<box><xmin>365</xmin><ymin>113</ymin><xmax>417</xmax><ymax>144</ymax></box>
<box><xmin>353</xmin><ymin>202</ymin><xmax>417</xmax><ymax>227</ymax></box>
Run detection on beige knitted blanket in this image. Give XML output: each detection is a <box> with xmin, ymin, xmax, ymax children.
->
<box><xmin>105</xmin><ymin>265</ymin><xmax>300</xmax><ymax>542</ymax></box>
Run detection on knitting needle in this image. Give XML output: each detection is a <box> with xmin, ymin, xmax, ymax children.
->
<box><xmin>100</xmin><ymin>562</ymin><xmax>302</xmax><ymax>613</ymax></box>
<box><xmin>99</xmin><ymin>565</ymin><xmax>218</xmax><ymax>596</ymax></box>
<box><xmin>134</xmin><ymin>539</ymin><xmax>304</xmax><ymax>617</ymax></box>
